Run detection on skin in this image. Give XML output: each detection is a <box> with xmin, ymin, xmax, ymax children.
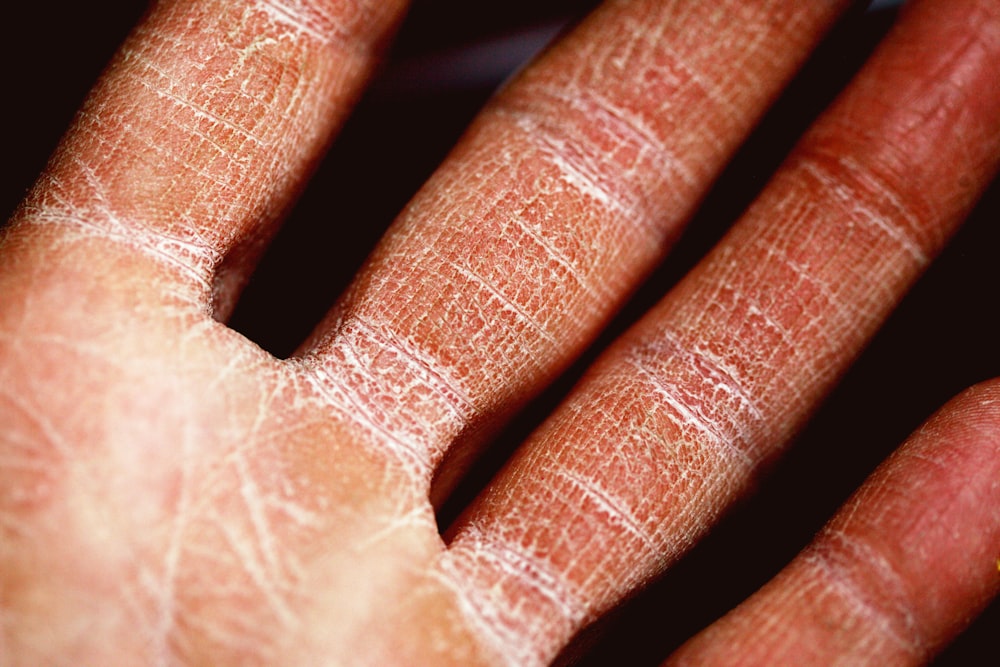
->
<box><xmin>666</xmin><ymin>380</ymin><xmax>1000</xmax><ymax>666</ymax></box>
<box><xmin>0</xmin><ymin>0</ymin><xmax>997</xmax><ymax>665</ymax></box>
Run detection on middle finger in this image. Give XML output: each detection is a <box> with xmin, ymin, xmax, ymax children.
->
<box><xmin>297</xmin><ymin>0</ymin><xmax>856</xmax><ymax>487</ymax></box>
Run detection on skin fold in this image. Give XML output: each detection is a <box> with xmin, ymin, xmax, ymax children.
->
<box><xmin>0</xmin><ymin>0</ymin><xmax>997</xmax><ymax>665</ymax></box>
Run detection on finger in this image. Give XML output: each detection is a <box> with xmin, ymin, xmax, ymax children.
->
<box><xmin>666</xmin><ymin>380</ymin><xmax>1000</xmax><ymax>666</ymax></box>
<box><xmin>437</xmin><ymin>1</ymin><xmax>1000</xmax><ymax>663</ymax></box>
<box><xmin>299</xmin><ymin>0</ymin><xmax>854</xmax><ymax>484</ymax></box>
<box><xmin>5</xmin><ymin>0</ymin><xmax>407</xmax><ymax>316</ymax></box>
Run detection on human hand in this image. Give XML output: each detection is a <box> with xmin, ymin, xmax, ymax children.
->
<box><xmin>1</xmin><ymin>0</ymin><xmax>998</xmax><ymax>665</ymax></box>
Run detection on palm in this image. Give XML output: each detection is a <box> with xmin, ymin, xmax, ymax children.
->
<box><xmin>0</xmin><ymin>263</ymin><xmax>473</xmax><ymax>661</ymax></box>
<box><xmin>2</xmin><ymin>1</ymin><xmax>999</xmax><ymax>665</ymax></box>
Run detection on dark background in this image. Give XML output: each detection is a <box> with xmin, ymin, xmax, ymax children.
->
<box><xmin>2</xmin><ymin>1</ymin><xmax>996</xmax><ymax>664</ymax></box>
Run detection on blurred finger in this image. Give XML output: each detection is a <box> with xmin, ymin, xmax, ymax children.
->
<box><xmin>666</xmin><ymin>380</ymin><xmax>1000</xmax><ymax>666</ymax></box>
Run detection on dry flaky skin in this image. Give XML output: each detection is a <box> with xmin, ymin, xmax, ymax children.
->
<box><xmin>302</xmin><ymin>0</ymin><xmax>853</xmax><ymax>490</ymax></box>
<box><xmin>0</xmin><ymin>1</ymin><xmax>999</xmax><ymax>667</ymax></box>
<box><xmin>441</xmin><ymin>1</ymin><xmax>1000</xmax><ymax>662</ymax></box>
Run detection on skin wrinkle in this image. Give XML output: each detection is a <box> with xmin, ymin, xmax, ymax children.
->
<box><xmin>654</xmin><ymin>275</ymin><xmax>821</xmax><ymax>427</ymax></box>
<box><xmin>104</xmin><ymin>29</ymin><xmax>276</xmax><ymax>214</ymax></box>
<box><xmin>161</xmin><ymin>375</ymin><xmax>379</xmax><ymax>664</ymax></box>
<box><xmin>131</xmin><ymin>387</ymin><xmax>217</xmax><ymax>664</ymax></box>
<box><xmin>258</xmin><ymin>0</ymin><xmax>343</xmax><ymax>45</ymax></box>
<box><xmin>298</xmin><ymin>313</ymin><xmax>483</xmax><ymax>479</ymax></box>
<box><xmin>354</xmin><ymin>506</ymin><xmax>433</xmax><ymax>553</ymax></box>
<box><xmin>895</xmin><ymin>26</ymin><xmax>995</xmax><ymax>147</ymax></box>
<box><xmin>493</xmin><ymin>85</ymin><xmax>695</xmax><ymax>227</ymax></box>
<box><xmin>743</xmin><ymin>234</ymin><xmax>869</xmax><ymax>365</ymax></box>
<box><xmin>256</xmin><ymin>0</ymin><xmax>391</xmax><ymax>53</ymax></box>
<box><xmin>232</xmin><ymin>449</ymin><xmax>291</xmax><ymax>610</ymax></box>
<box><xmin>437</xmin><ymin>252</ymin><xmax>561</xmax><ymax>348</ymax></box>
<box><xmin>798</xmin><ymin>152</ymin><xmax>930</xmax><ymax>265</ymax></box>
<box><xmin>26</xmin><ymin>160</ymin><xmax>218</xmax><ymax>296</ymax></box>
<box><xmin>10</xmin><ymin>0</ymin><xmax>404</xmax><ymax>316</ymax></box>
<box><xmin>0</xmin><ymin>389</ymin><xmax>73</xmax><ymax>520</ymax></box>
<box><xmin>136</xmin><ymin>12</ymin><xmax>323</xmax><ymax>258</ymax></box>
<box><xmin>698</xmin><ymin>573</ymin><xmax>888</xmax><ymax>667</ymax></box>
<box><xmin>214</xmin><ymin>498</ymin><xmax>297</xmax><ymax>629</ymax></box>
<box><xmin>618</xmin><ymin>22</ymin><xmax>737</xmax><ymax>141</ymax></box>
<box><xmin>580</xmin><ymin>359</ymin><xmax>755</xmax><ymax>554</ymax></box>
<box><xmin>641</xmin><ymin>329</ymin><xmax>766</xmax><ymax>427</ymax></box>
<box><xmin>182</xmin><ymin>505</ymin><xmax>289</xmax><ymax>658</ymax></box>
<box><xmin>148</xmin><ymin>418</ymin><xmax>193</xmax><ymax>667</ymax></box>
<box><xmin>439</xmin><ymin>2</ymin><xmax>1000</xmax><ymax>662</ymax></box>
<box><xmin>666</xmin><ymin>379</ymin><xmax>1000</xmax><ymax>666</ymax></box>
<box><xmin>3</xmin><ymin>3</ymin><xmax>424</xmax><ymax>652</ymax></box>
<box><xmin>607</xmin><ymin>0</ymin><xmax>828</xmax><ymax>148</ymax></box>
<box><xmin>348</xmin><ymin>316</ymin><xmax>475</xmax><ymax>413</ymax></box>
<box><xmin>140</xmin><ymin>80</ymin><xmax>269</xmax><ymax>147</ymax></box>
<box><xmin>119</xmin><ymin>398</ymin><xmax>213</xmax><ymax>667</ymax></box>
<box><xmin>308</xmin><ymin>0</ymin><xmax>849</xmax><ymax>486</ymax></box>
<box><xmin>498</xmin><ymin>105</ymin><xmax>635</xmax><ymax>214</ymax></box>
<box><xmin>0</xmin><ymin>242</ymin><xmax>410</xmax><ymax>661</ymax></box>
<box><xmin>805</xmin><ymin>530</ymin><xmax>923</xmax><ymax>655</ymax></box>
<box><xmin>0</xmin><ymin>387</ymin><xmax>74</xmax><ymax>465</ymax></box>
<box><xmin>747</xmin><ymin>235</ymin><xmax>853</xmax><ymax>326</ymax></box>
<box><xmin>433</xmin><ymin>524</ymin><xmax>589</xmax><ymax>667</ymax></box>
<box><xmin>130</xmin><ymin>568</ymin><xmax>173</xmax><ymax>666</ymax></box>
<box><xmin>301</xmin><ymin>353</ymin><xmax>437</xmax><ymax>477</ymax></box>
<box><xmin>682</xmin><ymin>152</ymin><xmax>932</xmax><ymax>403</ymax></box>
<box><xmin>439</xmin><ymin>354</ymin><xmax>757</xmax><ymax>664</ymax></box>
<box><xmin>423</xmin><ymin>155</ymin><xmax>618</xmax><ymax>310</ymax></box>
<box><xmin>5</xmin><ymin>0</ymin><xmax>999</xmax><ymax>664</ymax></box>
<box><xmin>547</xmin><ymin>22</ymin><xmax>724</xmax><ymax>178</ymax></box>
<box><xmin>488</xmin><ymin>193</ymin><xmax>611</xmax><ymax>306</ymax></box>
<box><xmin>0</xmin><ymin>321</ymin><xmax>172</xmax><ymax>525</ymax></box>
<box><xmin>551</xmin><ymin>468</ymin><xmax>659</xmax><ymax>556</ymax></box>
<box><xmin>620</xmin><ymin>352</ymin><xmax>755</xmax><ymax>467</ymax></box>
<box><xmin>538</xmin><ymin>85</ymin><xmax>699</xmax><ymax>189</ymax></box>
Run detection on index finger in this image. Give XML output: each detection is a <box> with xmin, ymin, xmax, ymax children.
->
<box><xmin>3</xmin><ymin>0</ymin><xmax>408</xmax><ymax>315</ymax></box>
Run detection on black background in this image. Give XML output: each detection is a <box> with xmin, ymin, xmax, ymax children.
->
<box><xmin>2</xmin><ymin>1</ymin><xmax>996</xmax><ymax>664</ymax></box>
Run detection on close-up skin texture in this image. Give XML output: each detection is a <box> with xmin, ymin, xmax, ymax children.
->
<box><xmin>0</xmin><ymin>0</ymin><xmax>998</xmax><ymax>665</ymax></box>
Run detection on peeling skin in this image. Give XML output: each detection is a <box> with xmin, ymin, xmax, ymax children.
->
<box><xmin>441</xmin><ymin>1</ymin><xmax>1000</xmax><ymax>663</ymax></box>
<box><xmin>12</xmin><ymin>0</ymin><xmax>408</xmax><ymax>313</ymax></box>
<box><xmin>2</xmin><ymin>0</ymin><xmax>1000</xmax><ymax>665</ymax></box>
<box><xmin>303</xmin><ymin>0</ymin><xmax>854</xmax><ymax>483</ymax></box>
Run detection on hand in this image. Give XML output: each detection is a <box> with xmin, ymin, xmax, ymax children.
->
<box><xmin>2</xmin><ymin>1</ymin><xmax>998</xmax><ymax>665</ymax></box>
